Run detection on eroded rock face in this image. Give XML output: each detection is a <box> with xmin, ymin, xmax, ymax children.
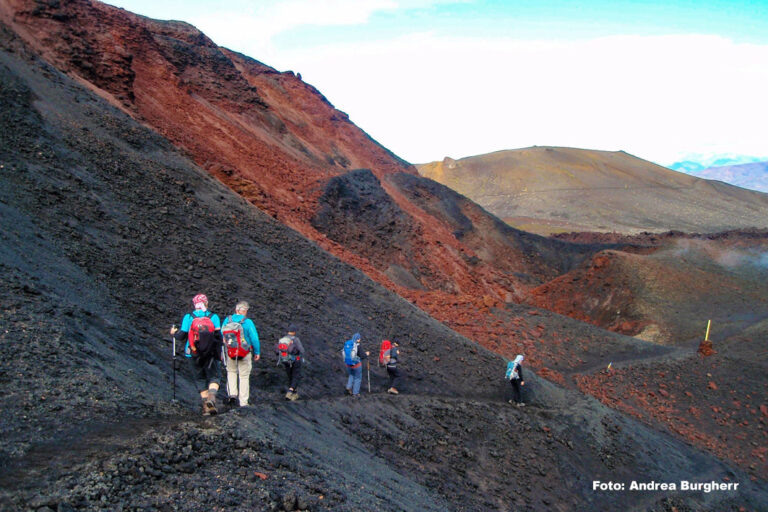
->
<box><xmin>311</xmin><ymin>169</ymin><xmax>421</xmax><ymax>283</ymax></box>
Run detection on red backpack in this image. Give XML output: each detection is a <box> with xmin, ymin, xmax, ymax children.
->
<box><xmin>277</xmin><ymin>336</ymin><xmax>298</xmax><ymax>365</ymax></box>
<box><xmin>379</xmin><ymin>339</ymin><xmax>392</xmax><ymax>366</ymax></box>
<box><xmin>223</xmin><ymin>316</ymin><xmax>250</xmax><ymax>359</ymax></box>
<box><xmin>189</xmin><ymin>312</ymin><xmax>216</xmax><ymax>357</ymax></box>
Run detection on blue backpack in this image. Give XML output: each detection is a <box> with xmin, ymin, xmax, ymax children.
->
<box><xmin>505</xmin><ymin>361</ymin><xmax>519</xmax><ymax>380</ymax></box>
<box><xmin>343</xmin><ymin>338</ymin><xmax>360</xmax><ymax>366</ymax></box>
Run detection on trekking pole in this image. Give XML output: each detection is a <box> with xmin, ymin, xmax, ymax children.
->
<box><xmin>171</xmin><ymin>326</ymin><xmax>177</xmax><ymax>403</ymax></box>
<box><xmin>367</xmin><ymin>358</ymin><xmax>371</xmax><ymax>393</ymax></box>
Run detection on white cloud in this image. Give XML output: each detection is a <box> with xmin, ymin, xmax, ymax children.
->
<box><xmin>274</xmin><ymin>33</ymin><xmax>768</xmax><ymax>164</ymax></box>
<box><xmin>185</xmin><ymin>0</ymin><xmax>458</xmax><ymax>64</ymax></box>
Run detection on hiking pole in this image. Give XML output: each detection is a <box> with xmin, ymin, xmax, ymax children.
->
<box><xmin>171</xmin><ymin>325</ymin><xmax>177</xmax><ymax>403</ymax></box>
<box><xmin>367</xmin><ymin>358</ymin><xmax>371</xmax><ymax>393</ymax></box>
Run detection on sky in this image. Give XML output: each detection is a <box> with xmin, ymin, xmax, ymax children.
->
<box><xmin>107</xmin><ymin>0</ymin><xmax>768</xmax><ymax>167</ymax></box>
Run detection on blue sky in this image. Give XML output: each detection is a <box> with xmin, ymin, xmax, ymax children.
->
<box><xmin>108</xmin><ymin>0</ymin><xmax>768</xmax><ymax>166</ymax></box>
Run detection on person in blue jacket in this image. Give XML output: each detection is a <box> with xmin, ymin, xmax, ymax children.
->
<box><xmin>221</xmin><ymin>301</ymin><xmax>260</xmax><ymax>407</ymax></box>
<box><xmin>170</xmin><ymin>294</ymin><xmax>222</xmax><ymax>415</ymax></box>
<box><xmin>343</xmin><ymin>333</ymin><xmax>369</xmax><ymax>396</ymax></box>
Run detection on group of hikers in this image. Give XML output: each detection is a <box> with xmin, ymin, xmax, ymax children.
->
<box><xmin>170</xmin><ymin>294</ymin><xmax>404</xmax><ymax>415</ymax></box>
<box><xmin>170</xmin><ymin>295</ymin><xmax>526</xmax><ymax>416</ymax></box>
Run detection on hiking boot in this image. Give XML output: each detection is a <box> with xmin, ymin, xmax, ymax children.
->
<box><xmin>225</xmin><ymin>396</ymin><xmax>237</xmax><ymax>406</ymax></box>
<box><xmin>387</xmin><ymin>387</ymin><xmax>399</xmax><ymax>395</ymax></box>
<box><xmin>517</xmin><ymin>402</ymin><xmax>525</xmax><ymax>407</ymax></box>
<box><xmin>205</xmin><ymin>398</ymin><xmax>218</xmax><ymax>415</ymax></box>
<box><xmin>345</xmin><ymin>387</ymin><xmax>352</xmax><ymax>395</ymax></box>
<box><xmin>288</xmin><ymin>392</ymin><xmax>299</xmax><ymax>401</ymax></box>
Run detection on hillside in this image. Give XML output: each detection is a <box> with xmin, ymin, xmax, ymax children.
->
<box><xmin>4</xmin><ymin>22</ymin><xmax>767</xmax><ymax>511</ymax></box>
<box><xmin>0</xmin><ymin>0</ymin><xmax>640</xmax><ymax>385</ymax></box>
<box><xmin>532</xmin><ymin>231</ymin><xmax>768</xmax><ymax>343</ymax></box>
<box><xmin>692</xmin><ymin>161</ymin><xmax>768</xmax><ymax>193</ymax></box>
<box><xmin>0</xmin><ymin>0</ymin><xmax>616</xmax><ymax>341</ymax></box>
<box><xmin>417</xmin><ymin>147</ymin><xmax>768</xmax><ymax>235</ymax></box>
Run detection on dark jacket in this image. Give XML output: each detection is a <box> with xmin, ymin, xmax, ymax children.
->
<box><xmin>386</xmin><ymin>346</ymin><xmax>399</xmax><ymax>368</ymax></box>
<box><xmin>275</xmin><ymin>334</ymin><xmax>305</xmax><ymax>363</ymax></box>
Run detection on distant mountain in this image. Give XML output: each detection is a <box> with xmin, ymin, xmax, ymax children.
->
<box><xmin>417</xmin><ymin>147</ymin><xmax>768</xmax><ymax>235</ymax></box>
<box><xmin>668</xmin><ymin>154</ymin><xmax>766</xmax><ymax>173</ymax></box>
<box><xmin>689</xmin><ymin>161</ymin><xmax>768</xmax><ymax>193</ymax></box>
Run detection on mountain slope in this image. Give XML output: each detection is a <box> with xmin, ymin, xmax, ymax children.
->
<box><xmin>4</xmin><ymin>24</ymin><xmax>767</xmax><ymax>511</ymax></box>
<box><xmin>0</xmin><ymin>0</ymin><xmax>611</xmax><ymax>312</ymax></box>
<box><xmin>692</xmin><ymin>161</ymin><xmax>768</xmax><ymax>193</ymax></box>
<box><xmin>417</xmin><ymin>147</ymin><xmax>768</xmax><ymax>235</ymax></box>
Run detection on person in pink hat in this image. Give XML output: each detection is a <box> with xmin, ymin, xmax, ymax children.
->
<box><xmin>171</xmin><ymin>294</ymin><xmax>222</xmax><ymax>415</ymax></box>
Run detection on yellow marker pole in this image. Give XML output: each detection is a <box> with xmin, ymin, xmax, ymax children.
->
<box><xmin>705</xmin><ymin>320</ymin><xmax>711</xmax><ymax>341</ymax></box>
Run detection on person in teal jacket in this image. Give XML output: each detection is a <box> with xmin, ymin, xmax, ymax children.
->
<box><xmin>171</xmin><ymin>294</ymin><xmax>222</xmax><ymax>415</ymax></box>
<box><xmin>221</xmin><ymin>301</ymin><xmax>260</xmax><ymax>407</ymax></box>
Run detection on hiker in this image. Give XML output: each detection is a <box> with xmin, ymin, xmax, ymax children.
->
<box><xmin>505</xmin><ymin>354</ymin><xmax>526</xmax><ymax>406</ymax></box>
<box><xmin>170</xmin><ymin>294</ymin><xmax>222</xmax><ymax>415</ymax></box>
<box><xmin>343</xmin><ymin>333</ymin><xmax>369</xmax><ymax>396</ymax></box>
<box><xmin>380</xmin><ymin>339</ymin><xmax>401</xmax><ymax>394</ymax></box>
<box><xmin>275</xmin><ymin>325</ymin><xmax>304</xmax><ymax>401</ymax></box>
<box><xmin>222</xmin><ymin>301</ymin><xmax>260</xmax><ymax>407</ymax></box>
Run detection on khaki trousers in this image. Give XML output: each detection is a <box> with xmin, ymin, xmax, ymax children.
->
<box><xmin>225</xmin><ymin>355</ymin><xmax>252</xmax><ymax>406</ymax></box>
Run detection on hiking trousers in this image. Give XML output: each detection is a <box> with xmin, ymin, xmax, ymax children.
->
<box><xmin>346</xmin><ymin>364</ymin><xmax>363</xmax><ymax>394</ymax></box>
<box><xmin>510</xmin><ymin>379</ymin><xmax>523</xmax><ymax>404</ymax></box>
<box><xmin>386</xmin><ymin>366</ymin><xmax>401</xmax><ymax>389</ymax></box>
<box><xmin>191</xmin><ymin>355</ymin><xmax>221</xmax><ymax>392</ymax></box>
<box><xmin>282</xmin><ymin>360</ymin><xmax>302</xmax><ymax>391</ymax></box>
<box><xmin>225</xmin><ymin>354</ymin><xmax>253</xmax><ymax>406</ymax></box>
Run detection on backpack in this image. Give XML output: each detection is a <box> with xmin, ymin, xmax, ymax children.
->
<box><xmin>505</xmin><ymin>361</ymin><xmax>519</xmax><ymax>380</ymax></box>
<box><xmin>189</xmin><ymin>312</ymin><xmax>217</xmax><ymax>358</ymax></box>
<box><xmin>222</xmin><ymin>316</ymin><xmax>250</xmax><ymax>359</ymax></box>
<box><xmin>343</xmin><ymin>338</ymin><xmax>360</xmax><ymax>366</ymax></box>
<box><xmin>379</xmin><ymin>339</ymin><xmax>392</xmax><ymax>366</ymax></box>
<box><xmin>277</xmin><ymin>336</ymin><xmax>296</xmax><ymax>365</ymax></box>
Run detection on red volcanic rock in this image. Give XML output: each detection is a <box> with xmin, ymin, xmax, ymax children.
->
<box><xmin>527</xmin><ymin>250</ymin><xmax>646</xmax><ymax>337</ymax></box>
<box><xmin>698</xmin><ymin>339</ymin><xmax>717</xmax><ymax>357</ymax></box>
<box><xmin>537</xmin><ymin>367</ymin><xmax>565</xmax><ymax>385</ymax></box>
<box><xmin>708</xmin><ymin>381</ymin><xmax>718</xmax><ymax>391</ymax></box>
<box><xmin>761</xmin><ymin>404</ymin><xmax>768</xmax><ymax>418</ymax></box>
